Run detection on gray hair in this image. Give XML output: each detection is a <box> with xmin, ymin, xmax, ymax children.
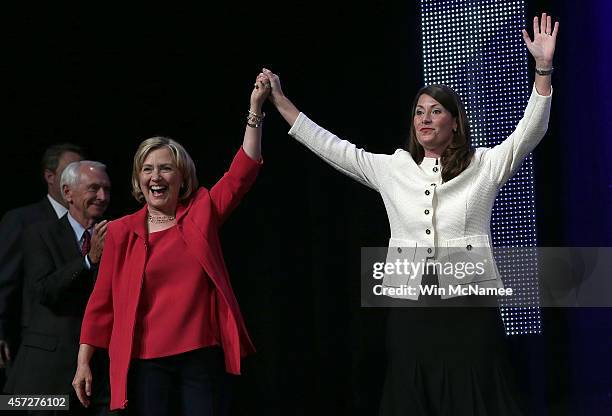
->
<box><xmin>60</xmin><ymin>160</ymin><xmax>107</xmax><ymax>200</ymax></box>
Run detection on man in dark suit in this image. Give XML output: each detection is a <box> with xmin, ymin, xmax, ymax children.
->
<box><xmin>0</xmin><ymin>144</ymin><xmax>84</xmax><ymax>371</ymax></box>
<box><xmin>4</xmin><ymin>160</ymin><xmax>112</xmax><ymax>415</ymax></box>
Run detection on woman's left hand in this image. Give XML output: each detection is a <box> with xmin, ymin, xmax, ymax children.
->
<box><xmin>522</xmin><ymin>12</ymin><xmax>559</xmax><ymax>67</ymax></box>
<box><xmin>72</xmin><ymin>363</ymin><xmax>92</xmax><ymax>408</ymax></box>
<box><xmin>250</xmin><ymin>73</ymin><xmax>271</xmax><ymax>109</ymax></box>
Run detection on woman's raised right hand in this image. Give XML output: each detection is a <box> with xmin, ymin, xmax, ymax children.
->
<box><xmin>262</xmin><ymin>68</ymin><xmax>284</xmax><ymax>104</ymax></box>
<box><xmin>260</xmin><ymin>67</ymin><xmax>300</xmax><ymax>126</ymax></box>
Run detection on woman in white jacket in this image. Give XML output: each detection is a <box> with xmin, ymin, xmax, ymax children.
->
<box><xmin>262</xmin><ymin>12</ymin><xmax>558</xmax><ymax>415</ymax></box>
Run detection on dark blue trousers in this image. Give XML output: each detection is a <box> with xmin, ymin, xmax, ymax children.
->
<box><xmin>127</xmin><ymin>347</ymin><xmax>231</xmax><ymax>416</ymax></box>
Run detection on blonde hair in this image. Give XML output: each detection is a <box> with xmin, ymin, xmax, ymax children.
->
<box><xmin>131</xmin><ymin>136</ymin><xmax>198</xmax><ymax>203</ymax></box>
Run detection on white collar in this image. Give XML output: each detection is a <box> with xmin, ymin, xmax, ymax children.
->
<box><xmin>47</xmin><ymin>194</ymin><xmax>68</xmax><ymax>219</ymax></box>
<box><xmin>66</xmin><ymin>212</ymin><xmax>93</xmax><ymax>244</ymax></box>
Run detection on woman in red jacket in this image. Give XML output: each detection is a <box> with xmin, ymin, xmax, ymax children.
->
<box><xmin>72</xmin><ymin>72</ymin><xmax>270</xmax><ymax>415</ymax></box>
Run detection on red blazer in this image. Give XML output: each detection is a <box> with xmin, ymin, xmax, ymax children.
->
<box><xmin>80</xmin><ymin>147</ymin><xmax>261</xmax><ymax>410</ymax></box>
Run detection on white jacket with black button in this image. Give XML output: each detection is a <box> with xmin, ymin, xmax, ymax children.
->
<box><xmin>288</xmin><ymin>85</ymin><xmax>551</xmax><ymax>299</ymax></box>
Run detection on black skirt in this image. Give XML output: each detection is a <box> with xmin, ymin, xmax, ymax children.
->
<box><xmin>379</xmin><ymin>275</ymin><xmax>526</xmax><ymax>416</ymax></box>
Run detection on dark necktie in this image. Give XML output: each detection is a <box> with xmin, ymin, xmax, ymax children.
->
<box><xmin>81</xmin><ymin>230</ymin><xmax>91</xmax><ymax>256</ymax></box>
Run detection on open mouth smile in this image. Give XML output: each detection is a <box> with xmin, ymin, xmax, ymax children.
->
<box><xmin>150</xmin><ymin>185</ymin><xmax>168</xmax><ymax>197</ymax></box>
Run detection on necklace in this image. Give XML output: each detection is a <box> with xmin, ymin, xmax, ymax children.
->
<box><xmin>147</xmin><ymin>213</ymin><xmax>176</xmax><ymax>224</ymax></box>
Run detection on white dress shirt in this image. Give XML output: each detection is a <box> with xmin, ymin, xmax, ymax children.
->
<box><xmin>66</xmin><ymin>212</ymin><xmax>94</xmax><ymax>269</ymax></box>
<box><xmin>47</xmin><ymin>194</ymin><xmax>68</xmax><ymax>219</ymax></box>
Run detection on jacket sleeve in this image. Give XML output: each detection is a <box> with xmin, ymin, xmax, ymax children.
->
<box><xmin>0</xmin><ymin>210</ymin><xmax>24</xmax><ymax>340</ymax></box>
<box><xmin>80</xmin><ymin>227</ymin><xmax>115</xmax><ymax>348</ymax></box>
<box><xmin>482</xmin><ymin>84</ymin><xmax>552</xmax><ymax>186</ymax></box>
<box><xmin>288</xmin><ymin>113</ymin><xmax>390</xmax><ymax>191</ymax></box>
<box><xmin>209</xmin><ymin>146</ymin><xmax>262</xmax><ymax>225</ymax></box>
<box><xmin>23</xmin><ymin>226</ymin><xmax>93</xmax><ymax>311</ymax></box>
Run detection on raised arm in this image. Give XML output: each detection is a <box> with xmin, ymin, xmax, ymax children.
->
<box><xmin>262</xmin><ymin>68</ymin><xmax>299</xmax><ymax>127</ymax></box>
<box><xmin>209</xmin><ymin>73</ymin><xmax>267</xmax><ymax>222</ymax></box>
<box><xmin>522</xmin><ymin>12</ymin><xmax>558</xmax><ymax>96</ymax></box>
<box><xmin>262</xmin><ymin>68</ymin><xmax>389</xmax><ymax>191</ymax></box>
<box><xmin>485</xmin><ymin>13</ymin><xmax>558</xmax><ymax>185</ymax></box>
<box><xmin>242</xmin><ymin>71</ymin><xmax>271</xmax><ymax>160</ymax></box>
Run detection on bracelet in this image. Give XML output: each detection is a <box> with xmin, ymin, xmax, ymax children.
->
<box><xmin>535</xmin><ymin>66</ymin><xmax>554</xmax><ymax>76</ymax></box>
<box><xmin>248</xmin><ymin>109</ymin><xmax>265</xmax><ymax>118</ymax></box>
<box><xmin>246</xmin><ymin>110</ymin><xmax>265</xmax><ymax>128</ymax></box>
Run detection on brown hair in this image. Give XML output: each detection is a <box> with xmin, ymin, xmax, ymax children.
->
<box><xmin>131</xmin><ymin>136</ymin><xmax>198</xmax><ymax>203</ymax></box>
<box><xmin>407</xmin><ymin>85</ymin><xmax>474</xmax><ymax>182</ymax></box>
<box><xmin>41</xmin><ymin>143</ymin><xmax>86</xmax><ymax>175</ymax></box>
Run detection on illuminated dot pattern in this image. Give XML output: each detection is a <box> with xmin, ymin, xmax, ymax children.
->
<box><xmin>420</xmin><ymin>0</ymin><xmax>542</xmax><ymax>335</ymax></box>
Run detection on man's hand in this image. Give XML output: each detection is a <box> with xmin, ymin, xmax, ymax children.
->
<box><xmin>88</xmin><ymin>220</ymin><xmax>109</xmax><ymax>264</ymax></box>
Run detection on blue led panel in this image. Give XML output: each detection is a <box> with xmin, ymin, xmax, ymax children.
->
<box><xmin>420</xmin><ymin>0</ymin><xmax>541</xmax><ymax>335</ymax></box>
